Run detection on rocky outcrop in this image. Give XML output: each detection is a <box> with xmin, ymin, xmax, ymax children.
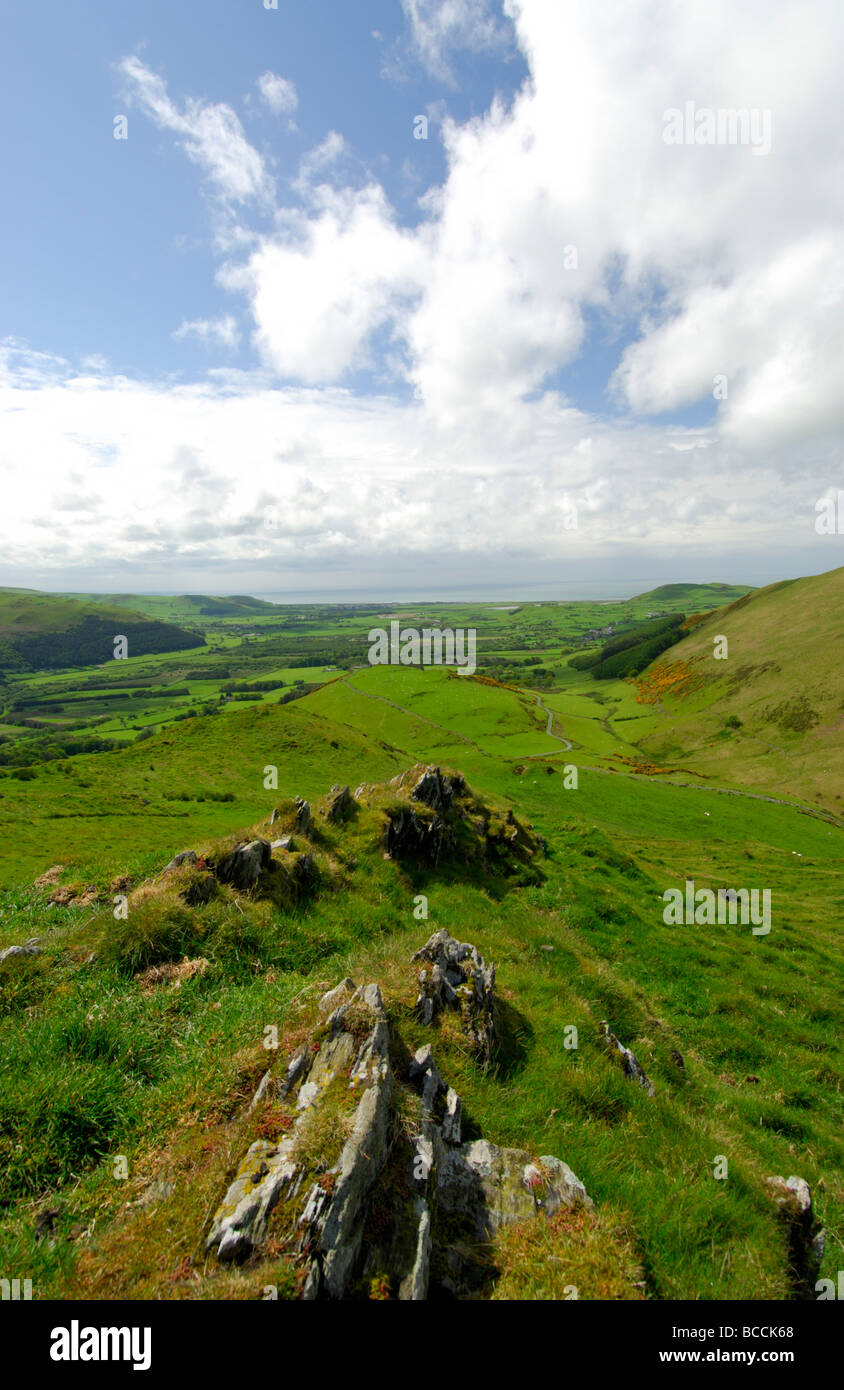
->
<box><xmin>381</xmin><ymin>765</ymin><xmax>542</xmax><ymax>879</ymax></box>
<box><xmin>383</xmin><ymin>804</ymin><xmax>456</xmax><ymax>865</ymax></box>
<box><xmin>324</xmin><ymin>785</ymin><xmax>356</xmax><ymax>823</ymax></box>
<box><xmin>412</xmin><ymin>927</ymin><xmax>496</xmax><ymax>1064</ymax></box>
<box><xmin>214</xmin><ymin>839</ymin><xmax>272</xmax><ymax>892</ymax></box>
<box><xmin>403</xmin><ymin>765</ymin><xmax>466</xmax><ymax>812</ymax></box>
<box><xmin>294</xmin><ymin>798</ymin><xmax>311</xmax><ymax>835</ymax></box>
<box><xmin>206</xmin><ymin>981</ymin><xmax>393</xmax><ymax>1294</ymax></box>
<box><xmin>600</xmin><ymin>1021</ymin><xmax>655</xmax><ymax>1096</ymax></box>
<box><xmin>205</xmin><ymin>932</ymin><xmax>590</xmax><ymax>1299</ymax></box>
<box><xmin>765</xmin><ymin>1175</ymin><xmax>826</xmax><ymax>1298</ymax></box>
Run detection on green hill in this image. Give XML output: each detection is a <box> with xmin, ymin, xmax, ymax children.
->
<box><xmin>632</xmin><ymin>581</ymin><xmax>752</xmax><ymax>607</ymax></box>
<box><xmin>58</xmin><ymin>592</ymin><xmax>284</xmax><ymax>622</ymax></box>
<box><xmin>0</xmin><ymin>590</ymin><xmax>205</xmax><ymax>673</ymax></box>
<box><xmin>632</xmin><ymin>566</ymin><xmax>844</xmax><ymax>814</ymax></box>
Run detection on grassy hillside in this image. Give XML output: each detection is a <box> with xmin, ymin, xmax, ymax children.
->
<box><xmin>0</xmin><ymin>589</ymin><xmax>205</xmax><ymax>673</ymax></box>
<box><xmin>632</xmin><ymin>582</ymin><xmax>751</xmax><ymax>607</ymax></box>
<box><xmin>58</xmin><ymin>593</ymin><xmax>285</xmax><ymax>622</ymax></box>
<box><xmin>632</xmin><ymin>567</ymin><xmax>844</xmax><ymax>814</ymax></box>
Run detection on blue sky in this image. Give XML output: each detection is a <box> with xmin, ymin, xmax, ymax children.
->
<box><xmin>2</xmin><ymin>1</ymin><xmax>526</xmax><ymax>386</ymax></box>
<box><xmin>0</xmin><ymin>0</ymin><xmax>841</xmax><ymax>596</ymax></box>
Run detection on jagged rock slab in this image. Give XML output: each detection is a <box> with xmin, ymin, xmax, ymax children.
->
<box><xmin>207</xmin><ymin>982</ymin><xmax>391</xmax><ymax>1293</ymax></box>
<box><xmin>205</xmin><ymin>941</ymin><xmax>591</xmax><ymax>1301</ymax></box>
<box><xmin>436</xmin><ymin>1139</ymin><xmax>592</xmax><ymax>1243</ymax></box>
<box><xmin>413</xmin><ymin>928</ymin><xmax>496</xmax><ymax>1063</ymax></box>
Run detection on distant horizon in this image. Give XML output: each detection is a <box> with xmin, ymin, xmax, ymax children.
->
<box><xmin>0</xmin><ymin>577</ymin><xmax>758</xmax><ymax>606</ymax></box>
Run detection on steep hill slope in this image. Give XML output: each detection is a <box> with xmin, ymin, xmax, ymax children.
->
<box><xmin>632</xmin><ymin>566</ymin><xmax>844</xmax><ymax>814</ymax></box>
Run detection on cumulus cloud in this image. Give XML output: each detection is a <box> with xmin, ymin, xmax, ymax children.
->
<box><xmin>256</xmin><ymin>70</ymin><xmax>298</xmax><ymax>115</ymax></box>
<box><xmin>223</xmin><ymin>184</ymin><xmax>424</xmax><ymax>382</ymax></box>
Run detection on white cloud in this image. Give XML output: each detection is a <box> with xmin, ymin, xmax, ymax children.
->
<box><xmin>0</xmin><ymin>347</ymin><xmax>836</xmax><ymax>592</ymax></box>
<box><xmin>223</xmin><ymin>184</ymin><xmax>424</xmax><ymax>382</ymax></box>
<box><xmin>401</xmin><ymin>0</ymin><xmax>512</xmax><ymax>83</ymax></box>
<box><xmin>256</xmin><ymin>70</ymin><xmax>298</xmax><ymax>115</ymax></box>
<box><xmin>173</xmin><ymin>315</ymin><xmax>241</xmax><ymax>350</ymax></box>
<box><xmin>120</xmin><ymin>56</ymin><xmax>273</xmax><ymax>206</ymax></box>
<box><xmin>4</xmin><ymin>5</ymin><xmax>844</xmax><ymax>589</ymax></box>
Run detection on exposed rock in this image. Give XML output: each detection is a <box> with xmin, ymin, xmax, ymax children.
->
<box><xmin>412</xmin><ymin>928</ymin><xmax>496</xmax><ymax>1063</ymax></box>
<box><xmin>600</xmin><ymin>1021</ymin><xmax>655</xmax><ymax>1096</ymax></box>
<box><xmin>294</xmin><ymin>798</ymin><xmax>311</xmax><ymax>835</ymax></box>
<box><xmin>180</xmin><ymin>871</ymin><xmax>217</xmax><ymax>906</ymax></box>
<box><xmin>0</xmin><ymin>938</ymin><xmax>40</xmax><ymax>966</ymax></box>
<box><xmin>319</xmin><ymin>978</ymin><xmax>357</xmax><ymax>1014</ymax></box>
<box><xmin>205</xmin><ymin>941</ymin><xmax>590</xmax><ymax>1300</ymax></box>
<box><xmin>271</xmin><ymin>836</ymin><xmax>295</xmax><ymax>851</ymax></box>
<box><xmin>247</xmin><ymin>1069</ymin><xmax>275</xmax><ymax>1115</ymax></box>
<box><xmin>291</xmin><ymin>852</ymin><xmax>318</xmax><ymax>891</ymax></box>
<box><xmin>383</xmin><ymin>804</ymin><xmax>455</xmax><ymax>866</ymax></box>
<box><xmin>765</xmin><ymin>1175</ymin><xmax>826</xmax><ymax>1298</ymax></box>
<box><xmin>164</xmin><ymin>850</ymin><xmax>197</xmax><ymax>872</ymax></box>
<box><xmin>34</xmin><ymin>1207</ymin><xmax>61</xmax><ymax>1239</ymax></box>
<box><xmin>437</xmin><ymin>1140</ymin><xmax>592</xmax><ymax>1245</ymax></box>
<box><xmin>323</xmin><ymin>785</ymin><xmax>356</xmax><ymax>823</ymax></box>
<box><xmin>207</xmin><ymin>982</ymin><xmax>392</xmax><ymax>1294</ymax></box>
<box><xmin>214</xmin><ymin>839</ymin><xmax>271</xmax><ymax>891</ymax></box>
<box><xmin>136</xmin><ymin>1178</ymin><xmax>176</xmax><ymax>1207</ymax></box>
<box><xmin>408</xmin><ymin>1044</ymin><xmax>447</xmax><ymax>1117</ymax></box>
<box><xmin>382</xmin><ymin>764</ymin><xmax>541</xmax><ymax>881</ymax></box>
<box><xmin>442</xmin><ymin>1087</ymin><xmax>462</xmax><ymax>1145</ymax></box>
<box><xmin>408</xmin><ymin>765</ymin><xmax>465</xmax><ymax>812</ymax></box>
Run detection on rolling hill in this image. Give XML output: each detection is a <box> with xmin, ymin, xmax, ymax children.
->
<box><xmin>0</xmin><ymin>589</ymin><xmax>206</xmax><ymax>673</ymax></box>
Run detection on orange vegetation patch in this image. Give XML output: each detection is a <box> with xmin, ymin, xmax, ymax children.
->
<box><xmin>630</xmin><ymin>657</ymin><xmax>707</xmax><ymax>705</ymax></box>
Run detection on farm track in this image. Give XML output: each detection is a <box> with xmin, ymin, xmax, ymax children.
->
<box><xmin>341</xmin><ymin>675</ymin><xmax>843</xmax><ymax>828</ymax></box>
<box><xmin>524</xmin><ymin>691</ymin><xmax>573</xmax><ymax>752</ymax></box>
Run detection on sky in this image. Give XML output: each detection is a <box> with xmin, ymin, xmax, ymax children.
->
<box><xmin>1</xmin><ymin>0</ymin><xmax>842</xmax><ymax>598</ymax></box>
